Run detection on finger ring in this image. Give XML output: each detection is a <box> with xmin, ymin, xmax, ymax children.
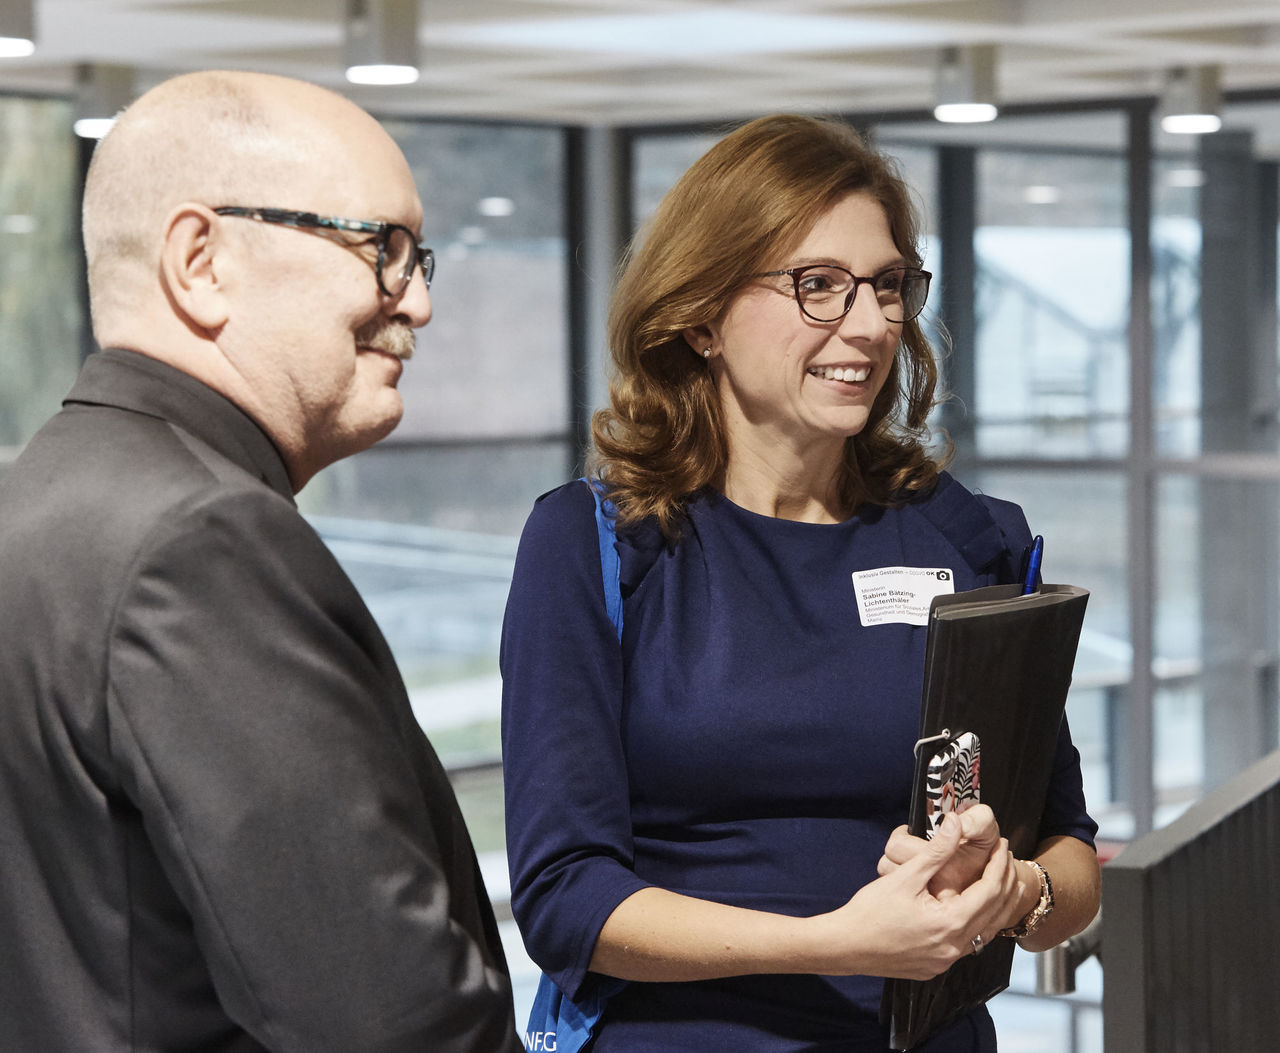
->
<box><xmin>970</xmin><ymin>934</ymin><xmax>984</xmax><ymax>955</ymax></box>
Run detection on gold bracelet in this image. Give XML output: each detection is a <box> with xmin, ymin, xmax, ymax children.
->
<box><xmin>999</xmin><ymin>860</ymin><xmax>1054</xmax><ymax>939</ymax></box>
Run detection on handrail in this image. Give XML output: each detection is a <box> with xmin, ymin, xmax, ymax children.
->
<box><xmin>1101</xmin><ymin>748</ymin><xmax>1280</xmax><ymax>1049</ymax></box>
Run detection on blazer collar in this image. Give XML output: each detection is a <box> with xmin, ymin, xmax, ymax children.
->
<box><xmin>63</xmin><ymin>348</ymin><xmax>296</xmax><ymax>502</ymax></box>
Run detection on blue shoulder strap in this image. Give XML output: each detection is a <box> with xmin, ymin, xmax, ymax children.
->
<box><xmin>582</xmin><ymin>477</ymin><xmax>623</xmax><ymax>640</ymax></box>
<box><xmin>522</xmin><ymin>480</ymin><xmax>626</xmax><ymax>1053</ymax></box>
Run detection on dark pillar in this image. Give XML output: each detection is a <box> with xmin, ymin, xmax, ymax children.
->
<box><xmin>565</xmin><ymin>126</ymin><xmax>630</xmax><ymax>476</ymax></box>
<box><xmin>937</xmin><ymin>145</ymin><xmax>978</xmax><ymax>461</ymax></box>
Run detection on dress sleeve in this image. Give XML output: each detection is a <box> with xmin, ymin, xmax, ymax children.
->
<box><xmin>501</xmin><ymin>481</ymin><xmax>652</xmax><ymax>999</ymax></box>
<box><xmin>1038</xmin><ymin>715</ymin><xmax>1100</xmax><ymax>849</ymax></box>
<box><xmin>106</xmin><ymin>487</ymin><xmax>521</xmax><ymax>1053</ymax></box>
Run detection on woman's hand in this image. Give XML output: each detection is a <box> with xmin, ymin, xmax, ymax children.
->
<box><xmin>812</xmin><ymin>813</ymin><xmax>1019</xmax><ymax>981</ymax></box>
<box><xmin>875</xmin><ymin>814</ymin><xmax>1103</xmax><ymax>950</ymax></box>
<box><xmin>876</xmin><ymin>804</ymin><xmax>1002</xmax><ymax>898</ymax></box>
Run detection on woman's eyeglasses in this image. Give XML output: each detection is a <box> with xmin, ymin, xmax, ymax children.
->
<box><xmin>753</xmin><ymin>264</ymin><xmax>931</xmax><ymax>324</ymax></box>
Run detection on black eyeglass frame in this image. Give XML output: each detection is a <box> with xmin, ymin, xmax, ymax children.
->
<box><xmin>213</xmin><ymin>206</ymin><xmax>435</xmax><ymax>297</ymax></box>
<box><xmin>753</xmin><ymin>264</ymin><xmax>932</xmax><ymax>324</ymax></box>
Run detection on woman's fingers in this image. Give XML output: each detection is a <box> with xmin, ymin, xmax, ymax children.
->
<box><xmin>955</xmin><ymin>803</ymin><xmax>999</xmax><ymax>846</ymax></box>
<box><xmin>955</xmin><ymin>836</ymin><xmax>1019</xmax><ymax>949</ymax></box>
<box><xmin>877</xmin><ymin>824</ymin><xmax>915</xmax><ymax>875</ymax></box>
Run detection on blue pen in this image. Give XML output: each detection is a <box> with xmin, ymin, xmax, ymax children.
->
<box><xmin>1022</xmin><ymin>535</ymin><xmax>1044</xmax><ymax>595</ymax></box>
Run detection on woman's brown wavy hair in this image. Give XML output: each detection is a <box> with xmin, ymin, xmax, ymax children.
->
<box><xmin>589</xmin><ymin>114</ymin><xmax>947</xmax><ymax>540</ymax></box>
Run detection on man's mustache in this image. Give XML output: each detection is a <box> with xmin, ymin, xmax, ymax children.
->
<box><xmin>355</xmin><ymin>318</ymin><xmax>415</xmax><ymax>361</ymax></box>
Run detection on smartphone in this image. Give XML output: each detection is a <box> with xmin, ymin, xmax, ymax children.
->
<box><xmin>922</xmin><ymin>731</ymin><xmax>981</xmax><ymax>839</ymax></box>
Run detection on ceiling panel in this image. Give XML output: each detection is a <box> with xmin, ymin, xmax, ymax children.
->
<box><xmin>0</xmin><ymin>0</ymin><xmax>1279</xmax><ymax>125</ymax></box>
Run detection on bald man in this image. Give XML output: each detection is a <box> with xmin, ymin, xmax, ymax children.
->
<box><xmin>0</xmin><ymin>72</ymin><xmax>521</xmax><ymax>1051</ymax></box>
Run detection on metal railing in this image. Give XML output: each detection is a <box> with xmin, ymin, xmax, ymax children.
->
<box><xmin>1101</xmin><ymin>748</ymin><xmax>1280</xmax><ymax>1050</ymax></box>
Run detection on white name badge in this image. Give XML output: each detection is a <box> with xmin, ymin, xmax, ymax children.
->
<box><xmin>851</xmin><ymin>566</ymin><xmax>955</xmax><ymax>627</ymax></box>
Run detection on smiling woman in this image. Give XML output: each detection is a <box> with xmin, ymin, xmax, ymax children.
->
<box><xmin>500</xmin><ymin>113</ymin><xmax>1101</xmax><ymax>1053</ymax></box>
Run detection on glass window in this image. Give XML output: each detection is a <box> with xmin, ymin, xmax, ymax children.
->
<box><xmin>877</xmin><ymin>140</ymin><xmax>939</xmax><ymax>248</ymax></box>
<box><xmin>1150</xmin><ymin>104</ymin><xmax>1280</xmax><ymax>823</ymax></box>
<box><xmin>0</xmin><ymin>96</ymin><xmax>83</xmax><ymax>463</ymax></box>
<box><xmin>1152</xmin><ymin>151</ymin><xmax>1203</xmax><ymax>457</ymax></box>
<box><xmin>1154</xmin><ymin>108</ymin><xmax>1280</xmax><ymax>461</ymax></box>
<box><xmin>379</xmin><ymin>120</ymin><xmax>569</xmax><ymax>443</ymax></box>
<box><xmin>1155</xmin><ymin>471</ymin><xmax>1280</xmax><ymax>819</ymax></box>
<box><xmin>973</xmin><ymin>147</ymin><xmax>1130</xmax><ymax>458</ymax></box>
<box><xmin>965</xmin><ymin>466</ymin><xmax>1128</xmax><ymax>834</ymax></box>
<box><xmin>632</xmin><ymin>131</ymin><xmax>718</xmax><ymax>227</ymax></box>
<box><xmin>877</xmin><ymin>141</ymin><xmax>944</xmax><ymax>430</ymax></box>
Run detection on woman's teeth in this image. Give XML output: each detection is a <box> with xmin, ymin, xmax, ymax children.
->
<box><xmin>809</xmin><ymin>365</ymin><xmax>870</xmax><ymax>383</ymax></box>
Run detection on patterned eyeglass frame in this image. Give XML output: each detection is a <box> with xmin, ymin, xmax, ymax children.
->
<box><xmin>212</xmin><ymin>206</ymin><xmax>435</xmax><ymax>297</ymax></box>
<box><xmin>752</xmin><ymin>264</ymin><xmax>932</xmax><ymax>324</ymax></box>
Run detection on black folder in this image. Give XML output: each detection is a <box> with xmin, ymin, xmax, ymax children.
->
<box><xmin>880</xmin><ymin>582</ymin><xmax>1090</xmax><ymax>1050</ymax></box>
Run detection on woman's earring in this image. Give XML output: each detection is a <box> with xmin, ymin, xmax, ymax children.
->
<box><xmin>702</xmin><ymin>345</ymin><xmax>712</xmax><ymax>358</ymax></box>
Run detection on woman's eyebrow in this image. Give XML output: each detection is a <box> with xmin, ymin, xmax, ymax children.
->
<box><xmin>781</xmin><ymin>253</ymin><xmax>912</xmax><ymax>270</ymax></box>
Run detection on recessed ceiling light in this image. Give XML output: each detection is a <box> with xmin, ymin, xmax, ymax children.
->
<box><xmin>0</xmin><ymin>37</ymin><xmax>35</xmax><ymax>58</ymax></box>
<box><xmin>1023</xmin><ymin>185</ymin><xmax>1062</xmax><ymax>205</ymax></box>
<box><xmin>478</xmin><ymin>197</ymin><xmax>515</xmax><ymax>218</ymax></box>
<box><xmin>2</xmin><ymin>214</ymin><xmax>37</xmax><ymax>234</ymax></box>
<box><xmin>0</xmin><ymin>1</ymin><xmax>35</xmax><ymax>58</ymax></box>
<box><xmin>933</xmin><ymin>102</ymin><xmax>998</xmax><ymax>124</ymax></box>
<box><xmin>1166</xmin><ymin>167</ymin><xmax>1207</xmax><ymax>189</ymax></box>
<box><xmin>934</xmin><ymin>46</ymin><xmax>999</xmax><ymax>125</ymax></box>
<box><xmin>345</xmin><ymin>0</ymin><xmax>419</xmax><ymax>86</ymax></box>
<box><xmin>345</xmin><ymin>64</ymin><xmax>419</xmax><ymax>86</ymax></box>
<box><xmin>1160</xmin><ymin>66</ymin><xmax>1222</xmax><ymax>136</ymax></box>
<box><xmin>1161</xmin><ymin>113</ymin><xmax>1222</xmax><ymax>135</ymax></box>
<box><xmin>73</xmin><ymin>117</ymin><xmax>117</xmax><ymax>140</ymax></box>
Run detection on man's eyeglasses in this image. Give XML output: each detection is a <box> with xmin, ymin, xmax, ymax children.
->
<box><xmin>753</xmin><ymin>264</ymin><xmax>931</xmax><ymax>324</ymax></box>
<box><xmin>213</xmin><ymin>206</ymin><xmax>435</xmax><ymax>298</ymax></box>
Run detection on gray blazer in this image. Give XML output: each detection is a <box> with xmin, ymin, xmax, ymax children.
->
<box><xmin>0</xmin><ymin>348</ymin><xmax>520</xmax><ymax>1051</ymax></box>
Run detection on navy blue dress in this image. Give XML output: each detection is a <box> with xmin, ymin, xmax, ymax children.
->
<box><xmin>501</xmin><ymin>475</ymin><xmax>1097</xmax><ymax>1051</ymax></box>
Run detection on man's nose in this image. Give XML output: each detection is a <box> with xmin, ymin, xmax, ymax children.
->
<box><xmin>390</xmin><ymin>274</ymin><xmax>432</xmax><ymax>328</ymax></box>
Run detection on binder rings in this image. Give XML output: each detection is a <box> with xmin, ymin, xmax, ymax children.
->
<box><xmin>881</xmin><ymin>582</ymin><xmax>1090</xmax><ymax>1050</ymax></box>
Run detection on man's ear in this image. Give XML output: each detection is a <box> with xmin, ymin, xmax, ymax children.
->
<box><xmin>159</xmin><ymin>204</ymin><xmax>230</xmax><ymax>331</ymax></box>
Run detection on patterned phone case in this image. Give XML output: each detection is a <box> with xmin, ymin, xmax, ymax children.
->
<box><xmin>922</xmin><ymin>731</ymin><xmax>981</xmax><ymax>838</ymax></box>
